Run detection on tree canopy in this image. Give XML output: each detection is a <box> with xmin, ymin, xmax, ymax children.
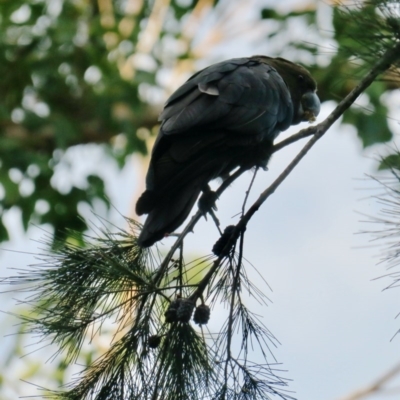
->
<box><xmin>2</xmin><ymin>1</ymin><xmax>400</xmax><ymax>399</ymax></box>
<box><xmin>1</xmin><ymin>0</ymin><xmax>399</xmax><ymax>246</ymax></box>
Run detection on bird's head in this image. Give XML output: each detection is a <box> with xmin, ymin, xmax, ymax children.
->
<box><xmin>255</xmin><ymin>56</ymin><xmax>320</xmax><ymax>125</ymax></box>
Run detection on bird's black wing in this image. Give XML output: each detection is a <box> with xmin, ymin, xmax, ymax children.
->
<box><xmin>136</xmin><ymin>57</ymin><xmax>296</xmax><ymax>247</ymax></box>
<box><xmin>144</xmin><ymin>57</ymin><xmax>295</xmax><ymax>190</ymax></box>
<box><xmin>158</xmin><ymin>57</ymin><xmax>293</xmax><ymax>138</ymax></box>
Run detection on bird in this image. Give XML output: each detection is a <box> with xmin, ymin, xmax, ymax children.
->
<box><xmin>136</xmin><ymin>55</ymin><xmax>320</xmax><ymax>247</ymax></box>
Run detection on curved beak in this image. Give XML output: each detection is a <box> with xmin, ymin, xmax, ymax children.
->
<box><xmin>301</xmin><ymin>92</ymin><xmax>320</xmax><ymax>122</ymax></box>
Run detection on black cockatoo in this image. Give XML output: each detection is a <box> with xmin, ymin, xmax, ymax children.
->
<box><xmin>136</xmin><ymin>56</ymin><xmax>320</xmax><ymax>247</ymax></box>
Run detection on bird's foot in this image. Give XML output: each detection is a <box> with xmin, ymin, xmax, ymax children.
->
<box><xmin>198</xmin><ymin>187</ymin><xmax>221</xmax><ymax>232</ymax></box>
<box><xmin>198</xmin><ymin>187</ymin><xmax>219</xmax><ymax>213</ymax></box>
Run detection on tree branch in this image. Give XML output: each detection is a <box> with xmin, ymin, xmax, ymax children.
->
<box><xmin>272</xmin><ymin>126</ymin><xmax>317</xmax><ymax>153</ymax></box>
<box><xmin>134</xmin><ymin>42</ymin><xmax>400</xmax><ymax>361</ymax></box>
<box><xmin>152</xmin><ymin>166</ymin><xmax>249</xmax><ymax>286</ymax></box>
<box><xmin>335</xmin><ymin>362</ymin><xmax>400</xmax><ymax>400</ymax></box>
<box><xmin>237</xmin><ymin>41</ymin><xmax>400</xmax><ymax>233</ymax></box>
<box><xmin>187</xmin><ymin>41</ymin><xmax>400</xmax><ymax>303</ymax></box>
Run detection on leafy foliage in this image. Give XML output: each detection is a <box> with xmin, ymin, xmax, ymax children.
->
<box><xmin>3</xmin><ymin>0</ymin><xmax>400</xmax><ymax>399</ymax></box>
<box><xmin>361</xmin><ymin>155</ymin><xmax>400</xmax><ymax>340</ymax></box>
<box><xmin>0</xmin><ymin>0</ymin><xmax>189</xmax><ymax>245</ymax></box>
<box><xmin>1</xmin><ymin>0</ymin><xmax>399</xmax><ymax>247</ymax></box>
<box><xmin>261</xmin><ymin>0</ymin><xmax>400</xmax><ymax>148</ymax></box>
<box><xmin>330</xmin><ymin>1</ymin><xmax>400</xmax><ymax>147</ymax></box>
<box><xmin>7</xmin><ymin>217</ymin><xmax>292</xmax><ymax>400</ymax></box>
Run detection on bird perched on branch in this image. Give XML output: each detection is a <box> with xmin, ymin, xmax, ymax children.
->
<box><xmin>136</xmin><ymin>56</ymin><xmax>320</xmax><ymax>247</ymax></box>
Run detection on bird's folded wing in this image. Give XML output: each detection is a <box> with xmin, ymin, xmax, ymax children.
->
<box><xmin>159</xmin><ymin>57</ymin><xmax>292</xmax><ymax>136</ymax></box>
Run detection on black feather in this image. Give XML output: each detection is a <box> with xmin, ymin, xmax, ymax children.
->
<box><xmin>136</xmin><ymin>56</ymin><xmax>319</xmax><ymax>247</ymax></box>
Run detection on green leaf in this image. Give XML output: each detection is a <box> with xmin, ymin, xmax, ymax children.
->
<box><xmin>379</xmin><ymin>153</ymin><xmax>400</xmax><ymax>170</ymax></box>
<box><xmin>342</xmin><ymin>103</ymin><xmax>392</xmax><ymax>148</ymax></box>
<box><xmin>260</xmin><ymin>8</ymin><xmax>282</xmax><ymax>20</ymax></box>
<box><xmin>86</xmin><ymin>174</ymin><xmax>110</xmax><ymax>208</ymax></box>
<box><xmin>19</xmin><ymin>196</ymin><xmax>36</xmax><ymax>231</ymax></box>
<box><xmin>0</xmin><ymin>219</ymin><xmax>10</xmax><ymax>242</ymax></box>
<box><xmin>0</xmin><ymin>171</ymin><xmax>20</xmax><ymax>208</ymax></box>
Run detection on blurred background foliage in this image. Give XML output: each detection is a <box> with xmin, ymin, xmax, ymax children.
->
<box><xmin>1</xmin><ymin>0</ymin><xmax>400</xmax><ymax>398</ymax></box>
<box><xmin>1</xmin><ymin>0</ymin><xmax>399</xmax><ymax>248</ymax></box>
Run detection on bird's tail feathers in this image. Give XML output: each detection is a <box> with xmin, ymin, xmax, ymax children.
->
<box><xmin>137</xmin><ymin>182</ymin><xmax>203</xmax><ymax>247</ymax></box>
<box><xmin>136</xmin><ymin>190</ymin><xmax>158</xmax><ymax>216</ymax></box>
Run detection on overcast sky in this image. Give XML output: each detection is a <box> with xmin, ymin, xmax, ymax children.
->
<box><xmin>3</xmin><ymin>99</ymin><xmax>400</xmax><ymax>400</ymax></box>
<box><xmin>2</xmin><ymin>0</ymin><xmax>400</xmax><ymax>399</ymax></box>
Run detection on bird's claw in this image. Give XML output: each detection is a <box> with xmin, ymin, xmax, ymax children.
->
<box><xmin>198</xmin><ymin>189</ymin><xmax>219</xmax><ymax>214</ymax></box>
<box><xmin>198</xmin><ymin>188</ymin><xmax>221</xmax><ymax>230</ymax></box>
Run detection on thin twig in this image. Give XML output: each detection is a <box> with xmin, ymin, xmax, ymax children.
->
<box><xmin>242</xmin><ymin>168</ymin><xmax>258</xmax><ymax>216</ymax></box>
<box><xmin>237</xmin><ymin>41</ymin><xmax>400</xmax><ymax>234</ymax></box>
<box><xmin>132</xmin><ymin>43</ymin><xmax>400</xmax><ymax>374</ymax></box>
<box><xmin>224</xmin><ymin>232</ymin><xmax>245</xmax><ymax>369</ymax></box>
<box><xmin>188</xmin><ymin>41</ymin><xmax>400</xmax><ymax>303</ymax></box>
<box><xmin>153</xmin><ymin>166</ymin><xmax>248</xmax><ymax>286</ymax></box>
<box><xmin>335</xmin><ymin>362</ymin><xmax>400</xmax><ymax>400</ymax></box>
<box><xmin>209</xmin><ymin>208</ymin><xmax>222</xmax><ymax>233</ymax></box>
<box><xmin>178</xmin><ymin>241</ymin><xmax>183</xmax><ymax>296</ymax></box>
<box><xmin>272</xmin><ymin>126</ymin><xmax>318</xmax><ymax>153</ymax></box>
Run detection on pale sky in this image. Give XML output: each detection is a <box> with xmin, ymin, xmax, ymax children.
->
<box><xmin>2</xmin><ymin>0</ymin><xmax>400</xmax><ymax>399</ymax></box>
<box><xmin>3</xmin><ymin>96</ymin><xmax>399</xmax><ymax>400</ymax></box>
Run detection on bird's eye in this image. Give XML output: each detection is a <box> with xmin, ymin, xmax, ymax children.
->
<box><xmin>298</xmin><ymin>74</ymin><xmax>304</xmax><ymax>81</ymax></box>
